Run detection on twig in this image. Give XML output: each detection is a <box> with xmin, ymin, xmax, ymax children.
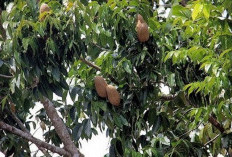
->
<box><xmin>155</xmin><ymin>4</ymin><xmax>172</xmax><ymax>8</ymax></box>
<box><xmin>79</xmin><ymin>57</ymin><xmax>119</xmax><ymax>85</ymax></box>
<box><xmin>178</xmin><ymin>121</ymin><xmax>203</xmax><ymax>139</ymax></box>
<box><xmin>150</xmin><ymin>80</ymin><xmax>170</xmax><ymax>88</ymax></box>
<box><xmin>204</xmin><ymin>133</ymin><xmax>220</xmax><ymax>146</ymax></box>
<box><xmin>159</xmin><ymin>94</ymin><xmax>177</xmax><ymax>101</ymax></box>
<box><xmin>92</xmin><ymin>43</ymin><xmax>108</xmax><ymax>51</ymax></box>
<box><xmin>0</xmin><ymin>121</ymin><xmax>70</xmax><ymax>156</ymax></box>
<box><xmin>32</xmin><ymin>127</ymin><xmax>41</xmax><ymax>136</ymax></box>
<box><xmin>0</xmin><ymin>74</ymin><xmax>13</xmax><ymax>78</ymax></box>
<box><xmin>41</xmin><ymin>97</ymin><xmax>83</xmax><ymax>157</ymax></box>
<box><xmin>79</xmin><ymin>57</ymin><xmax>101</xmax><ymax>71</ymax></box>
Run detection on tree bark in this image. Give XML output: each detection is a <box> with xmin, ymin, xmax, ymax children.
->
<box><xmin>208</xmin><ymin>116</ymin><xmax>224</xmax><ymax>133</ymax></box>
<box><xmin>41</xmin><ymin>97</ymin><xmax>83</xmax><ymax>157</ymax></box>
<box><xmin>0</xmin><ymin>121</ymin><xmax>70</xmax><ymax>156</ymax></box>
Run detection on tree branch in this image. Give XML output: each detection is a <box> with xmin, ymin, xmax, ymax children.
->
<box><xmin>79</xmin><ymin>57</ymin><xmax>101</xmax><ymax>71</ymax></box>
<box><xmin>208</xmin><ymin>116</ymin><xmax>224</xmax><ymax>133</ymax></box>
<box><xmin>160</xmin><ymin>92</ymin><xmax>225</xmax><ymax>133</ymax></box>
<box><xmin>155</xmin><ymin>4</ymin><xmax>172</xmax><ymax>8</ymax></box>
<box><xmin>0</xmin><ymin>121</ymin><xmax>70</xmax><ymax>156</ymax></box>
<box><xmin>0</xmin><ymin>74</ymin><xmax>13</xmax><ymax>78</ymax></box>
<box><xmin>178</xmin><ymin>121</ymin><xmax>203</xmax><ymax>139</ymax></box>
<box><xmin>41</xmin><ymin>97</ymin><xmax>83</xmax><ymax>157</ymax></box>
<box><xmin>79</xmin><ymin>57</ymin><xmax>119</xmax><ymax>85</ymax></box>
<box><xmin>204</xmin><ymin>133</ymin><xmax>220</xmax><ymax>146</ymax></box>
<box><xmin>159</xmin><ymin>94</ymin><xmax>177</xmax><ymax>101</ymax></box>
<box><xmin>7</xmin><ymin>108</ymin><xmax>51</xmax><ymax>156</ymax></box>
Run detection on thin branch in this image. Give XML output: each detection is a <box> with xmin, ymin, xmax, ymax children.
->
<box><xmin>7</xmin><ymin>108</ymin><xmax>51</xmax><ymax>157</ymax></box>
<box><xmin>204</xmin><ymin>133</ymin><xmax>221</xmax><ymax>146</ymax></box>
<box><xmin>159</xmin><ymin>94</ymin><xmax>177</xmax><ymax>101</ymax></box>
<box><xmin>0</xmin><ymin>74</ymin><xmax>13</xmax><ymax>78</ymax></box>
<box><xmin>150</xmin><ymin>80</ymin><xmax>170</xmax><ymax>88</ymax></box>
<box><xmin>155</xmin><ymin>4</ymin><xmax>172</xmax><ymax>8</ymax></box>
<box><xmin>0</xmin><ymin>121</ymin><xmax>70</xmax><ymax>156</ymax></box>
<box><xmin>92</xmin><ymin>43</ymin><xmax>108</xmax><ymax>51</ymax></box>
<box><xmin>160</xmin><ymin>92</ymin><xmax>225</xmax><ymax>133</ymax></box>
<box><xmin>41</xmin><ymin>97</ymin><xmax>83</xmax><ymax>157</ymax></box>
<box><xmin>79</xmin><ymin>57</ymin><xmax>119</xmax><ymax>85</ymax></box>
<box><xmin>179</xmin><ymin>94</ymin><xmax>225</xmax><ymax>133</ymax></box>
<box><xmin>178</xmin><ymin>122</ymin><xmax>203</xmax><ymax>139</ymax></box>
<box><xmin>79</xmin><ymin>57</ymin><xmax>101</xmax><ymax>71</ymax></box>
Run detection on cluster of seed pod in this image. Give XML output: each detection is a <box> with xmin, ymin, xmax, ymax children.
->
<box><xmin>94</xmin><ymin>76</ymin><xmax>120</xmax><ymax>106</ymax></box>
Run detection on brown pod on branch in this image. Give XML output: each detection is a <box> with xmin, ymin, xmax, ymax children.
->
<box><xmin>40</xmin><ymin>3</ymin><xmax>50</xmax><ymax>14</ymax></box>
<box><xmin>106</xmin><ymin>85</ymin><xmax>120</xmax><ymax>106</ymax></box>
<box><xmin>39</xmin><ymin>3</ymin><xmax>50</xmax><ymax>21</ymax></box>
<box><xmin>136</xmin><ymin>14</ymin><xmax>149</xmax><ymax>42</ymax></box>
<box><xmin>94</xmin><ymin>76</ymin><xmax>108</xmax><ymax>98</ymax></box>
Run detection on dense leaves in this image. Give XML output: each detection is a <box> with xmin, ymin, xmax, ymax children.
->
<box><xmin>0</xmin><ymin>0</ymin><xmax>232</xmax><ymax>156</ymax></box>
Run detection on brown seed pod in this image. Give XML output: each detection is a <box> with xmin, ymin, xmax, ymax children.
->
<box><xmin>106</xmin><ymin>85</ymin><xmax>120</xmax><ymax>106</ymax></box>
<box><xmin>40</xmin><ymin>3</ymin><xmax>50</xmax><ymax>14</ymax></box>
<box><xmin>136</xmin><ymin>14</ymin><xmax>149</xmax><ymax>42</ymax></box>
<box><xmin>39</xmin><ymin>3</ymin><xmax>50</xmax><ymax>21</ymax></box>
<box><xmin>94</xmin><ymin>76</ymin><xmax>108</xmax><ymax>98</ymax></box>
<box><xmin>136</xmin><ymin>14</ymin><xmax>144</xmax><ymax>23</ymax></box>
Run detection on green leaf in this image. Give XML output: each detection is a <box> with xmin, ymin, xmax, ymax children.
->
<box><xmin>152</xmin><ymin>115</ymin><xmax>161</xmax><ymax>133</ymax></box>
<box><xmin>84</xmin><ymin>119</ymin><xmax>92</xmax><ymax>137</ymax></box>
<box><xmin>192</xmin><ymin>3</ymin><xmax>203</xmax><ymax>20</ymax></box>
<box><xmin>122</xmin><ymin>60</ymin><xmax>132</xmax><ymax>74</ymax></box>
<box><xmin>219</xmin><ymin>48</ymin><xmax>232</xmax><ymax>58</ymax></box>
<box><xmin>119</xmin><ymin>115</ymin><xmax>129</xmax><ymax>126</ymax></box>
<box><xmin>70</xmin><ymin>86</ymin><xmax>82</xmax><ymax>101</ymax></box>
<box><xmin>171</xmin><ymin>5</ymin><xmax>191</xmax><ymax>18</ymax></box>
<box><xmin>203</xmin><ymin>4</ymin><xmax>210</xmax><ymax>19</ymax></box>
<box><xmin>69</xmin><ymin>106</ymin><xmax>76</xmax><ymax>121</ymax></box>
<box><xmin>167</xmin><ymin>73</ymin><xmax>175</xmax><ymax>87</ymax></box>
<box><xmin>0</xmin><ymin>60</ymin><xmax>3</xmax><ymax>67</ymax></box>
<box><xmin>52</xmin><ymin>67</ymin><xmax>60</xmax><ymax>82</ymax></box>
<box><xmin>1</xmin><ymin>96</ymin><xmax>7</xmax><ymax>111</ymax></box>
<box><xmin>73</xmin><ymin>123</ymin><xmax>83</xmax><ymax>141</ymax></box>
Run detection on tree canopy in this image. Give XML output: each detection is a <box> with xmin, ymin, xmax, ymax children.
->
<box><xmin>0</xmin><ymin>0</ymin><xmax>232</xmax><ymax>156</ymax></box>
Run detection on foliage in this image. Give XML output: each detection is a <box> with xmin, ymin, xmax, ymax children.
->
<box><xmin>0</xmin><ymin>0</ymin><xmax>232</xmax><ymax>156</ymax></box>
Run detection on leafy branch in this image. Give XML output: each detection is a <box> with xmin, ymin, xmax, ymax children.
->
<box><xmin>159</xmin><ymin>92</ymin><xmax>225</xmax><ymax>133</ymax></box>
<box><xmin>79</xmin><ymin>57</ymin><xmax>119</xmax><ymax>85</ymax></box>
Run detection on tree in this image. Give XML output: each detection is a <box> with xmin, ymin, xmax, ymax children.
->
<box><xmin>0</xmin><ymin>0</ymin><xmax>232</xmax><ymax>156</ymax></box>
